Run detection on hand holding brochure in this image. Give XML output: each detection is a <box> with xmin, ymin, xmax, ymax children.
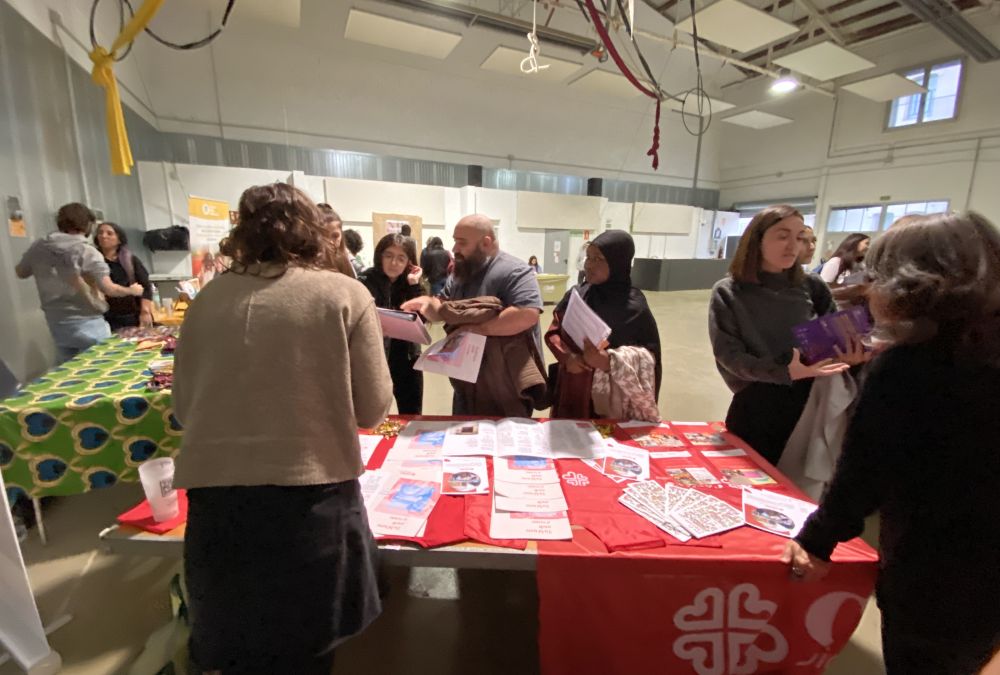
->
<box><xmin>562</xmin><ymin>288</ymin><xmax>612</xmax><ymax>352</ymax></box>
<box><xmin>377</xmin><ymin>308</ymin><xmax>432</xmax><ymax>345</ymax></box>
<box><xmin>792</xmin><ymin>305</ymin><xmax>872</xmax><ymax>365</ymax></box>
<box><xmin>414</xmin><ymin>332</ymin><xmax>486</xmax><ymax>383</ymax></box>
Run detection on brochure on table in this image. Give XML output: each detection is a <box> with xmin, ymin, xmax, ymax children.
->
<box><xmin>489</xmin><ymin>456</ymin><xmax>572</xmax><ymax>540</ymax></box>
<box><xmin>361</xmin><ymin>460</ymin><xmax>442</xmax><ymax>538</ymax></box>
<box><xmin>389</xmin><ymin>419</ymin><xmax>606</xmax><ymax>462</ymax></box>
<box><xmin>742</xmin><ymin>488</ymin><xmax>817</xmax><ymax>538</ymax></box>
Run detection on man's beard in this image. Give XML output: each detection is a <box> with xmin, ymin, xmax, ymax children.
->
<box><xmin>453</xmin><ymin>249</ymin><xmax>488</xmax><ymax>281</ymax></box>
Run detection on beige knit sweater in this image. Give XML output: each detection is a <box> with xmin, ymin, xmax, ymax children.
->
<box><xmin>172</xmin><ymin>264</ymin><xmax>392</xmax><ymax>489</ymax></box>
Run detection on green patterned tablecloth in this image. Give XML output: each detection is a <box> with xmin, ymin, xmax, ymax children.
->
<box><xmin>0</xmin><ymin>339</ymin><xmax>180</xmax><ymax>501</ymax></box>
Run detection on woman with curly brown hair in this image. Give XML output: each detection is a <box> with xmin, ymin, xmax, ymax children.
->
<box><xmin>173</xmin><ymin>183</ymin><xmax>392</xmax><ymax>674</ymax></box>
<box><xmin>784</xmin><ymin>212</ymin><xmax>1000</xmax><ymax>674</ymax></box>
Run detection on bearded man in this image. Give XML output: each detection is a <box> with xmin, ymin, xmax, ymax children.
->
<box><xmin>402</xmin><ymin>214</ymin><xmax>543</xmax><ymax>414</ymax></box>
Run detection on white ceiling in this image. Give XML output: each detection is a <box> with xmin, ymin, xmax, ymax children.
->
<box><xmin>675</xmin><ymin>0</ymin><xmax>799</xmax><ymax>53</ymax></box>
<box><xmin>720</xmin><ymin>110</ymin><xmax>794</xmax><ymax>129</ymax></box>
<box><xmin>480</xmin><ymin>46</ymin><xmax>583</xmax><ymax>82</ymax></box>
<box><xmin>841</xmin><ymin>73</ymin><xmax>926</xmax><ymax>101</ymax></box>
<box><xmin>568</xmin><ymin>69</ymin><xmax>645</xmax><ymax>98</ymax></box>
<box><xmin>344</xmin><ymin>9</ymin><xmax>463</xmax><ymax>59</ymax></box>
<box><xmin>773</xmin><ymin>42</ymin><xmax>876</xmax><ymax>83</ymax></box>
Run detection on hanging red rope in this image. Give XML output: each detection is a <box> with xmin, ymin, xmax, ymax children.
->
<box><xmin>582</xmin><ymin>0</ymin><xmax>661</xmax><ymax>170</ymax></box>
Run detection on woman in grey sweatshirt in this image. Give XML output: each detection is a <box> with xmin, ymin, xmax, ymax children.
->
<box><xmin>708</xmin><ymin>205</ymin><xmax>854</xmax><ymax>465</ymax></box>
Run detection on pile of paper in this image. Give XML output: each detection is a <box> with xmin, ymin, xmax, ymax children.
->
<box><xmin>391</xmin><ymin>419</ymin><xmax>607</xmax><ymax>462</ymax></box>
<box><xmin>619</xmin><ymin>481</ymin><xmax>744</xmax><ymax>541</ymax></box>
<box><xmin>361</xmin><ymin>460</ymin><xmax>443</xmax><ymax>538</ymax></box>
<box><xmin>489</xmin><ymin>456</ymin><xmax>572</xmax><ymax>540</ymax></box>
<box><xmin>562</xmin><ymin>288</ymin><xmax>612</xmax><ymax>351</ymax></box>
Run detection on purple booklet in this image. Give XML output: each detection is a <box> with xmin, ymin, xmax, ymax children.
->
<box><xmin>792</xmin><ymin>306</ymin><xmax>873</xmax><ymax>365</ymax></box>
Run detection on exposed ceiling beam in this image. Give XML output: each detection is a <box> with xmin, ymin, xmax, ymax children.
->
<box><xmin>895</xmin><ymin>0</ymin><xmax>1000</xmax><ymax>60</ymax></box>
<box><xmin>791</xmin><ymin>0</ymin><xmax>848</xmax><ymax>42</ymax></box>
<box><xmin>636</xmin><ymin>29</ymin><xmax>836</xmax><ymax>96</ymax></box>
<box><xmin>825</xmin><ymin>0</ymin><xmax>875</xmax><ymax>14</ymax></box>
<box><xmin>834</xmin><ymin>2</ymin><xmax>901</xmax><ymax>27</ymax></box>
<box><xmin>376</xmin><ymin>0</ymin><xmax>598</xmax><ymax>51</ymax></box>
<box><xmin>848</xmin><ymin>13</ymin><xmax>921</xmax><ymax>40</ymax></box>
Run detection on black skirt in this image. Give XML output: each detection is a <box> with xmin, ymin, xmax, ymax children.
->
<box><xmin>725</xmin><ymin>380</ymin><xmax>813</xmax><ymax>466</ymax></box>
<box><xmin>184</xmin><ymin>480</ymin><xmax>382</xmax><ymax>674</ymax></box>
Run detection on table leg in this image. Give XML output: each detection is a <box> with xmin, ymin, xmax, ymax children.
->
<box><xmin>33</xmin><ymin>498</ymin><xmax>47</xmax><ymax>546</ymax></box>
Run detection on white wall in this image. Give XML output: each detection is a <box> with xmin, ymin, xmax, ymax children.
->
<box><xmin>717</xmin><ymin>14</ymin><xmax>1000</xmax><ymax>253</ymax></box>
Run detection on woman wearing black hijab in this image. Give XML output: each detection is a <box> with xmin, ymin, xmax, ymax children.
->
<box><xmin>545</xmin><ymin>230</ymin><xmax>662</xmax><ymax>418</ymax></box>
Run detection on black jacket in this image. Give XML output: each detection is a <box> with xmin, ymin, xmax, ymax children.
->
<box><xmin>357</xmin><ymin>267</ymin><xmax>425</xmax><ymax>359</ymax></box>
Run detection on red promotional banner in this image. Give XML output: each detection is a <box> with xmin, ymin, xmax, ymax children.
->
<box><xmin>537</xmin><ymin>540</ymin><xmax>877</xmax><ymax>675</ymax></box>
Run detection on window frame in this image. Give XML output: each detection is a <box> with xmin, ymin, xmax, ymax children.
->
<box><xmin>885</xmin><ymin>57</ymin><xmax>965</xmax><ymax>131</ymax></box>
<box><xmin>826</xmin><ymin>200</ymin><xmax>951</xmax><ymax>233</ymax></box>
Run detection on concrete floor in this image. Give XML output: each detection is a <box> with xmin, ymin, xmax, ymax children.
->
<box><xmin>2</xmin><ymin>290</ymin><xmax>886</xmax><ymax>675</ymax></box>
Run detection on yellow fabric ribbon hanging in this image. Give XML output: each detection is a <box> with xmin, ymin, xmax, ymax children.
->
<box><xmin>89</xmin><ymin>0</ymin><xmax>165</xmax><ymax>176</ymax></box>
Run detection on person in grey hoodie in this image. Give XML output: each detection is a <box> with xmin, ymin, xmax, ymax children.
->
<box><xmin>16</xmin><ymin>203</ymin><xmax>143</xmax><ymax>362</ymax></box>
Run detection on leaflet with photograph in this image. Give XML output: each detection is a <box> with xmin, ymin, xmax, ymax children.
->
<box><xmin>493</xmin><ymin>455</ymin><xmax>561</xmax><ymax>485</ymax></box>
<box><xmin>414</xmin><ymin>332</ymin><xmax>486</xmax><ymax>383</ymax></box>
<box><xmin>664</xmin><ymin>467</ymin><xmax>720</xmax><ymax>488</ymax></box>
<box><xmin>622</xmin><ymin>423</ymin><xmax>689</xmax><ymax>449</ymax></box>
<box><xmin>376</xmin><ymin>308</ymin><xmax>432</xmax><ymax>345</ymax></box>
<box><xmin>387</xmin><ymin>422</ymin><xmax>452</xmax><ymax>461</ymax></box>
<box><xmin>562</xmin><ymin>287</ymin><xmax>612</xmax><ymax>352</ymax></box>
<box><xmin>602</xmin><ymin>441</ymin><xmax>651</xmax><ymax>482</ymax></box>
<box><xmin>670</xmin><ymin>422</ymin><xmax>729</xmax><ymax>447</ymax></box>
<box><xmin>441</xmin><ymin>421</ymin><xmax>497</xmax><ymax>457</ymax></box>
<box><xmin>441</xmin><ymin>457</ymin><xmax>490</xmax><ymax>495</ymax></box>
<box><xmin>741</xmin><ymin>488</ymin><xmax>817</xmax><ymax>538</ymax></box>
<box><xmin>369</xmin><ymin>476</ymin><xmax>441</xmax><ymax>537</ymax></box>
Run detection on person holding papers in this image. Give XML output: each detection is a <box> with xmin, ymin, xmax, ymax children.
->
<box><xmin>172</xmin><ymin>184</ymin><xmax>392</xmax><ymax>674</ymax></box>
<box><xmin>401</xmin><ymin>214</ymin><xmax>545</xmax><ymax>415</ymax></box>
<box><xmin>359</xmin><ymin>233</ymin><xmax>426</xmax><ymax>414</ymax></box>
<box><xmin>708</xmin><ymin>205</ymin><xmax>866</xmax><ymax>465</ymax></box>
<box><xmin>545</xmin><ymin>230</ymin><xmax>662</xmax><ymax>420</ymax></box>
<box><xmin>782</xmin><ymin>212</ymin><xmax>1000</xmax><ymax>675</ymax></box>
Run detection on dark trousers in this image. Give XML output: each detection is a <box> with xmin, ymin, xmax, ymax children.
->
<box><xmin>881</xmin><ymin>607</ymin><xmax>1000</xmax><ymax>674</ymax></box>
<box><xmin>388</xmin><ymin>342</ymin><xmax>423</xmax><ymax>415</ymax></box>
<box><xmin>725</xmin><ymin>380</ymin><xmax>813</xmax><ymax>466</ymax></box>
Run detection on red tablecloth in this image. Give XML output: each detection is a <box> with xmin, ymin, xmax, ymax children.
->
<box><xmin>371</xmin><ymin>417</ymin><xmax>878</xmax><ymax>675</ymax></box>
<box><xmin>123</xmin><ymin>417</ymin><xmax>877</xmax><ymax>674</ymax></box>
<box><xmin>535</xmin><ymin>424</ymin><xmax>878</xmax><ymax>675</ymax></box>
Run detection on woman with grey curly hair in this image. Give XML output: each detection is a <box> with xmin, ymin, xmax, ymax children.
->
<box><xmin>782</xmin><ymin>211</ymin><xmax>1000</xmax><ymax>674</ymax></box>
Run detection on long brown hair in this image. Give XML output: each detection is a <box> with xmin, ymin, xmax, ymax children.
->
<box><xmin>829</xmin><ymin>233</ymin><xmax>870</xmax><ymax>276</ymax></box>
<box><xmin>867</xmin><ymin>211</ymin><xmax>1000</xmax><ymax>365</ymax></box>
<box><xmin>315</xmin><ymin>202</ymin><xmax>354</xmax><ymax>275</ymax></box>
<box><xmin>729</xmin><ymin>205</ymin><xmax>805</xmax><ymax>284</ymax></box>
<box><xmin>220</xmin><ymin>183</ymin><xmax>340</xmax><ymax>273</ymax></box>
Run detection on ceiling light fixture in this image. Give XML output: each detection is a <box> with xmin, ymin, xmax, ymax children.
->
<box><xmin>770</xmin><ymin>76</ymin><xmax>799</xmax><ymax>94</ymax></box>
